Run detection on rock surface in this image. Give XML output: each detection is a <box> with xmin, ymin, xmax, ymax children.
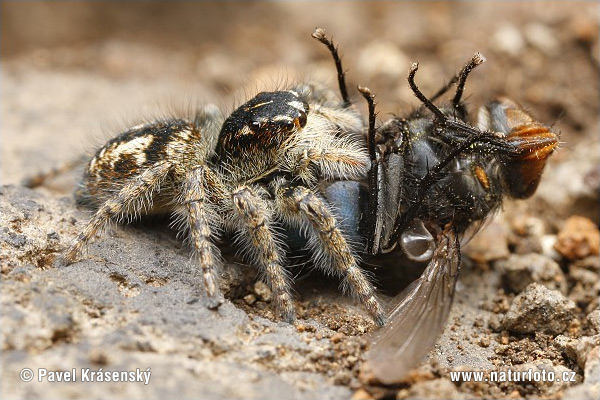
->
<box><xmin>501</xmin><ymin>283</ymin><xmax>576</xmax><ymax>335</ymax></box>
<box><xmin>0</xmin><ymin>185</ymin><xmax>359</xmax><ymax>400</ymax></box>
<box><xmin>555</xmin><ymin>216</ymin><xmax>600</xmax><ymax>261</ymax></box>
<box><xmin>497</xmin><ymin>253</ymin><xmax>567</xmax><ymax>294</ymax></box>
<box><xmin>2</xmin><ymin>2</ymin><xmax>598</xmax><ymax>400</ymax></box>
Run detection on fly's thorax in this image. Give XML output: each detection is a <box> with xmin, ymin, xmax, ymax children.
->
<box><xmin>372</xmin><ymin>112</ymin><xmax>508</xmax><ymax>250</ymax></box>
<box><xmin>410</xmin><ymin>142</ymin><xmax>504</xmax><ymax>232</ymax></box>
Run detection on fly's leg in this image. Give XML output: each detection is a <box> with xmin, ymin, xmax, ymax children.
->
<box><xmin>312</xmin><ymin>28</ymin><xmax>350</xmax><ymax>107</ymax></box>
<box><xmin>357</xmin><ymin>86</ymin><xmax>380</xmax><ymax>254</ymax></box>
<box><xmin>428</xmin><ymin>52</ymin><xmax>485</xmax><ymax>106</ymax></box>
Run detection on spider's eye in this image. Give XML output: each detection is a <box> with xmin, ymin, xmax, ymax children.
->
<box><xmin>298</xmin><ymin>112</ymin><xmax>307</xmax><ymax>128</ymax></box>
<box><xmin>284</xmin><ymin>119</ymin><xmax>295</xmax><ymax>131</ymax></box>
<box><xmin>250</xmin><ymin>120</ymin><xmax>261</xmax><ymax>131</ymax></box>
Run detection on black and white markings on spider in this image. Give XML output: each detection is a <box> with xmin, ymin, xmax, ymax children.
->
<box><xmin>60</xmin><ymin>29</ymin><xmax>386</xmax><ymax>326</ymax></box>
<box><xmin>58</xmin><ymin>28</ymin><xmax>558</xmax><ymax>384</ymax></box>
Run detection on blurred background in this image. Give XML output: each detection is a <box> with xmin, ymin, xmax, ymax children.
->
<box><xmin>1</xmin><ymin>3</ymin><xmax>599</xmax><ymax>399</ymax></box>
<box><xmin>2</xmin><ymin>2</ymin><xmax>598</xmax><ymax>216</ymax></box>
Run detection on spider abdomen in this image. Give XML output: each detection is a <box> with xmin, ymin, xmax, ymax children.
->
<box><xmin>76</xmin><ymin>118</ymin><xmax>208</xmax><ymax>210</ymax></box>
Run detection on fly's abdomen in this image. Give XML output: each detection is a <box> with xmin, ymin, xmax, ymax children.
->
<box><xmin>478</xmin><ymin>98</ymin><xmax>559</xmax><ymax>198</ymax></box>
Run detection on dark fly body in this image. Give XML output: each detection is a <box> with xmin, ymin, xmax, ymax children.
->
<box><xmin>323</xmin><ymin>52</ymin><xmax>558</xmax><ymax>383</ymax></box>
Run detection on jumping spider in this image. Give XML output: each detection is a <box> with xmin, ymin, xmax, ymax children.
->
<box><xmin>60</xmin><ymin>29</ymin><xmax>386</xmax><ymax>325</ymax></box>
<box><xmin>58</xmin><ymin>26</ymin><xmax>558</xmax><ymax>373</ymax></box>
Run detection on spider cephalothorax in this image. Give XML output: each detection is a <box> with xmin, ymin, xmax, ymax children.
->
<box><xmin>60</xmin><ymin>29</ymin><xmax>386</xmax><ymax>326</ymax></box>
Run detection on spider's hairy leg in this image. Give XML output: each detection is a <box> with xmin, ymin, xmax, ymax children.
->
<box><xmin>293</xmin><ymin>136</ymin><xmax>370</xmax><ymax>182</ymax></box>
<box><xmin>290</xmin><ymin>110</ymin><xmax>369</xmax><ymax>183</ymax></box>
<box><xmin>180</xmin><ymin>166</ymin><xmax>225</xmax><ymax>309</ymax></box>
<box><xmin>309</xmin><ymin>105</ymin><xmax>363</xmax><ymax>134</ymax></box>
<box><xmin>58</xmin><ymin>161</ymin><xmax>173</xmax><ymax>266</ymax></box>
<box><xmin>231</xmin><ymin>185</ymin><xmax>296</xmax><ymax>323</ymax></box>
<box><xmin>276</xmin><ymin>184</ymin><xmax>385</xmax><ymax>326</ymax></box>
<box><xmin>23</xmin><ymin>155</ymin><xmax>88</xmax><ymax>188</ymax></box>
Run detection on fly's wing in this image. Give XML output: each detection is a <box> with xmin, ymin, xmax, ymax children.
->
<box><xmin>371</xmin><ymin>152</ymin><xmax>404</xmax><ymax>254</ymax></box>
<box><xmin>366</xmin><ymin>230</ymin><xmax>461</xmax><ymax>384</ymax></box>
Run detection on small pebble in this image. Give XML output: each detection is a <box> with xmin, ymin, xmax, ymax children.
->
<box><xmin>540</xmin><ymin>235</ymin><xmax>561</xmax><ymax>260</ymax></box>
<box><xmin>502</xmin><ymin>283</ymin><xmax>576</xmax><ymax>335</ymax></box>
<box><xmin>497</xmin><ymin>253</ymin><xmax>566</xmax><ymax>294</ymax></box>
<box><xmin>511</xmin><ymin>216</ymin><xmax>546</xmax><ymax>237</ymax></box>
<box><xmin>572</xmin><ymin>256</ymin><xmax>600</xmax><ymax>273</ymax></box>
<box><xmin>587</xmin><ymin>310</ymin><xmax>600</xmax><ymax>333</ymax></box>
<box><xmin>346</xmin><ymin>356</ymin><xmax>358</xmax><ymax>366</ymax></box>
<box><xmin>403</xmin><ymin>378</ymin><xmax>462</xmax><ymax>400</ymax></box>
<box><xmin>253</xmin><ymin>281</ymin><xmax>272</xmax><ymax>302</ymax></box>
<box><xmin>493</xmin><ymin>24</ymin><xmax>525</xmax><ymax>55</ymax></box>
<box><xmin>330</xmin><ymin>332</ymin><xmax>345</xmax><ymax>344</ymax></box>
<box><xmin>243</xmin><ymin>294</ymin><xmax>257</xmax><ymax>305</ymax></box>
<box><xmin>555</xmin><ymin>334</ymin><xmax>600</xmax><ymax>368</ymax></box>
<box><xmin>570</xmin><ymin>266</ymin><xmax>599</xmax><ymax>287</ymax></box>
<box><xmin>333</xmin><ymin>370</ymin><xmax>352</xmax><ymax>386</ymax></box>
<box><xmin>351</xmin><ymin>388</ymin><xmax>373</xmax><ymax>400</ymax></box>
<box><xmin>488</xmin><ymin>315</ymin><xmax>502</xmax><ymax>332</ymax></box>
<box><xmin>46</xmin><ymin>231</ymin><xmax>60</xmax><ymax>242</ymax></box>
<box><xmin>554</xmin><ymin>216</ymin><xmax>600</xmax><ymax>260</ymax></box>
<box><xmin>562</xmin><ymin>384</ymin><xmax>600</xmax><ymax>400</ymax></box>
<box><xmin>465</xmin><ymin>221</ymin><xmax>509</xmax><ymax>263</ymax></box>
<box><xmin>584</xmin><ymin>346</ymin><xmax>600</xmax><ymax>385</ymax></box>
<box><xmin>512</xmin><ymin>359</ymin><xmax>574</xmax><ymax>394</ymax></box>
<box><xmin>0</xmin><ymin>228</ymin><xmax>27</xmax><ymax>248</ymax></box>
<box><xmin>525</xmin><ymin>23</ymin><xmax>559</xmax><ymax>54</ymax></box>
<box><xmin>88</xmin><ymin>349</ymin><xmax>109</xmax><ymax>366</ymax></box>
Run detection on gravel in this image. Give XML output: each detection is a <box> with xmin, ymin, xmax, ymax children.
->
<box><xmin>2</xmin><ymin>2</ymin><xmax>598</xmax><ymax>400</ymax></box>
<box><xmin>501</xmin><ymin>283</ymin><xmax>577</xmax><ymax>335</ymax></box>
<box><xmin>497</xmin><ymin>253</ymin><xmax>567</xmax><ymax>294</ymax></box>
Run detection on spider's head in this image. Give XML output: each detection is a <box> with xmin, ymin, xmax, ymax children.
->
<box><xmin>216</xmin><ymin>91</ymin><xmax>309</xmax><ymax>162</ymax></box>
